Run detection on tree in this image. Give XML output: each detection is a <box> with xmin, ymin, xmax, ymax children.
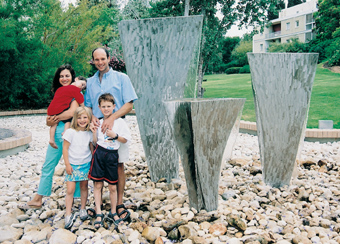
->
<box><xmin>288</xmin><ymin>0</ymin><xmax>306</xmax><ymax>8</ymax></box>
<box><xmin>267</xmin><ymin>0</ymin><xmax>285</xmax><ymax>20</ymax></box>
<box><xmin>230</xmin><ymin>38</ymin><xmax>252</xmax><ymax>67</ymax></box>
<box><xmin>311</xmin><ymin>0</ymin><xmax>340</xmax><ymax>65</ymax></box>
<box><xmin>122</xmin><ymin>0</ymin><xmax>151</xmax><ymax>19</ymax></box>
<box><xmin>222</xmin><ymin>37</ymin><xmax>241</xmax><ymax>64</ymax></box>
<box><xmin>0</xmin><ymin>0</ymin><xmax>120</xmax><ymax>110</ymax></box>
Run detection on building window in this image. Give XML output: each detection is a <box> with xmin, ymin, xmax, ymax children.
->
<box><xmin>306</xmin><ymin>13</ymin><xmax>314</xmax><ymax>23</ymax></box>
<box><xmin>306</xmin><ymin>24</ymin><xmax>312</xmax><ymax>30</ymax></box>
<box><xmin>295</xmin><ymin>20</ymin><xmax>299</xmax><ymax>27</ymax></box>
<box><xmin>305</xmin><ymin>32</ymin><xmax>312</xmax><ymax>42</ymax></box>
<box><xmin>260</xmin><ymin>44</ymin><xmax>263</xmax><ymax>51</ymax></box>
<box><xmin>286</xmin><ymin>22</ymin><xmax>290</xmax><ymax>30</ymax></box>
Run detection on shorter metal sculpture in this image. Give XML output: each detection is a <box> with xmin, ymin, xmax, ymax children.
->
<box><xmin>164</xmin><ymin>98</ymin><xmax>245</xmax><ymax>211</ymax></box>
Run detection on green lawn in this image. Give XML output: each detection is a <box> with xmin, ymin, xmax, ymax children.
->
<box><xmin>203</xmin><ymin>64</ymin><xmax>340</xmax><ymax>129</ymax></box>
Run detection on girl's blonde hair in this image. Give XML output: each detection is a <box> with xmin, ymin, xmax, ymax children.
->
<box><xmin>70</xmin><ymin>107</ymin><xmax>92</xmax><ymax>131</ymax></box>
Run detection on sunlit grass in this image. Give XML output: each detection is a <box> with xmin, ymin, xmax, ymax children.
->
<box><xmin>203</xmin><ymin>64</ymin><xmax>340</xmax><ymax>129</ymax></box>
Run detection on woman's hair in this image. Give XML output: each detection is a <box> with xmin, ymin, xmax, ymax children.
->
<box><xmin>52</xmin><ymin>64</ymin><xmax>76</xmax><ymax>93</ymax></box>
<box><xmin>70</xmin><ymin>107</ymin><xmax>92</xmax><ymax>131</ymax></box>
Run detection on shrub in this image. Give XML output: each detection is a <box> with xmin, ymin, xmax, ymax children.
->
<box><xmin>225</xmin><ymin>67</ymin><xmax>241</xmax><ymax>74</ymax></box>
<box><xmin>239</xmin><ymin>65</ymin><xmax>250</xmax><ymax>73</ymax></box>
<box><xmin>225</xmin><ymin>60</ymin><xmax>241</xmax><ymax>69</ymax></box>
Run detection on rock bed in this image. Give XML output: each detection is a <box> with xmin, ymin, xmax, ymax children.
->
<box><xmin>0</xmin><ymin>115</ymin><xmax>340</xmax><ymax>244</ymax></box>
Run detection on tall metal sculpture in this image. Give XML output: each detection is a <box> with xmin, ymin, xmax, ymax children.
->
<box><xmin>164</xmin><ymin>98</ymin><xmax>245</xmax><ymax>211</ymax></box>
<box><xmin>119</xmin><ymin>16</ymin><xmax>203</xmax><ymax>182</ymax></box>
<box><xmin>247</xmin><ymin>53</ymin><xmax>318</xmax><ymax>187</ymax></box>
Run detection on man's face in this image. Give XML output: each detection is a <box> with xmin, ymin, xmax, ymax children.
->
<box><xmin>93</xmin><ymin>49</ymin><xmax>110</xmax><ymax>73</ymax></box>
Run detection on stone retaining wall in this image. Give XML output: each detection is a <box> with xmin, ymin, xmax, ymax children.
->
<box><xmin>1</xmin><ymin>109</ymin><xmax>339</xmax><ymax>142</ymax></box>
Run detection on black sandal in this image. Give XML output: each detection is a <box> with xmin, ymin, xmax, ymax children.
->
<box><xmin>87</xmin><ymin>208</ymin><xmax>96</xmax><ymax>218</ymax></box>
<box><xmin>94</xmin><ymin>213</ymin><xmax>104</xmax><ymax>229</ymax></box>
<box><xmin>107</xmin><ymin>212</ymin><xmax>123</xmax><ymax>227</ymax></box>
<box><xmin>116</xmin><ymin>204</ymin><xmax>131</xmax><ymax>222</ymax></box>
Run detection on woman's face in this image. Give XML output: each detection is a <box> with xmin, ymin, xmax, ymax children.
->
<box><xmin>59</xmin><ymin>69</ymin><xmax>72</xmax><ymax>86</ymax></box>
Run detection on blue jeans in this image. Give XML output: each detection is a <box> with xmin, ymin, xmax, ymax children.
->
<box><xmin>37</xmin><ymin>121</ymin><xmax>81</xmax><ymax>197</ymax></box>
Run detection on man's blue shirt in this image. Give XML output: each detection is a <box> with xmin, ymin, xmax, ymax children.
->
<box><xmin>84</xmin><ymin>68</ymin><xmax>138</xmax><ymax>118</ymax></box>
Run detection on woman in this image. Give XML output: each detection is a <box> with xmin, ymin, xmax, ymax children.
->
<box><xmin>22</xmin><ymin>64</ymin><xmax>81</xmax><ymax>209</ymax></box>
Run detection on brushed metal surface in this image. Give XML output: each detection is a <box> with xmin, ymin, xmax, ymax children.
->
<box><xmin>119</xmin><ymin>16</ymin><xmax>203</xmax><ymax>182</ymax></box>
<box><xmin>247</xmin><ymin>53</ymin><xmax>318</xmax><ymax>187</ymax></box>
<box><xmin>165</xmin><ymin>98</ymin><xmax>245</xmax><ymax>211</ymax></box>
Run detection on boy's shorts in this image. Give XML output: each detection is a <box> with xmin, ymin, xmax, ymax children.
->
<box><xmin>88</xmin><ymin>145</ymin><xmax>119</xmax><ymax>185</ymax></box>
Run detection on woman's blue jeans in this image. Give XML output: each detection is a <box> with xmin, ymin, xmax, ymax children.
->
<box><xmin>37</xmin><ymin>121</ymin><xmax>81</xmax><ymax>198</ymax></box>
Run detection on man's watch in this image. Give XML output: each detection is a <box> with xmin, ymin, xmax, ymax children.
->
<box><xmin>113</xmin><ymin>134</ymin><xmax>119</xmax><ymax>140</ymax></box>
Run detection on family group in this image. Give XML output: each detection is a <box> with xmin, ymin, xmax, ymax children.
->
<box><xmin>19</xmin><ymin>47</ymin><xmax>138</xmax><ymax>230</ymax></box>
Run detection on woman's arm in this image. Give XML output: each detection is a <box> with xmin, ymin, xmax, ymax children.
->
<box><xmin>62</xmin><ymin>140</ymin><xmax>73</xmax><ymax>175</ymax></box>
<box><xmin>57</xmin><ymin>100</ymin><xmax>79</xmax><ymax>121</ymax></box>
<box><xmin>46</xmin><ymin>100</ymin><xmax>79</xmax><ymax>126</ymax></box>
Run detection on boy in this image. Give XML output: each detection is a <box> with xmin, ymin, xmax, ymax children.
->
<box><xmin>88</xmin><ymin>93</ymin><xmax>131</xmax><ymax>228</ymax></box>
<box><xmin>47</xmin><ymin>76</ymin><xmax>87</xmax><ymax>149</ymax></box>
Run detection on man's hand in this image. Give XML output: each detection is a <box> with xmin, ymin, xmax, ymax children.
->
<box><xmin>65</xmin><ymin>164</ymin><xmax>73</xmax><ymax>175</ymax></box>
<box><xmin>91</xmin><ymin>115</ymin><xmax>100</xmax><ymax>127</ymax></box>
<box><xmin>101</xmin><ymin>114</ymin><xmax>115</xmax><ymax>133</ymax></box>
<box><xmin>46</xmin><ymin>115</ymin><xmax>59</xmax><ymax>126</ymax></box>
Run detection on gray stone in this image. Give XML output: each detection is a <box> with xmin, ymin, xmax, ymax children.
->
<box><xmin>247</xmin><ymin>53</ymin><xmax>318</xmax><ymax>187</ymax></box>
<box><xmin>119</xmin><ymin>16</ymin><xmax>203</xmax><ymax>182</ymax></box>
<box><xmin>164</xmin><ymin>98</ymin><xmax>245</xmax><ymax>211</ymax></box>
<box><xmin>49</xmin><ymin>229</ymin><xmax>77</xmax><ymax>244</ymax></box>
<box><xmin>0</xmin><ymin>226</ymin><xmax>23</xmax><ymax>242</ymax></box>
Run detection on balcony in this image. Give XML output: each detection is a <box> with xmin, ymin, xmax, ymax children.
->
<box><xmin>265</xmin><ymin>31</ymin><xmax>281</xmax><ymax>39</ymax></box>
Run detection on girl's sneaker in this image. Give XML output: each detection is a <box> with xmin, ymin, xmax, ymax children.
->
<box><xmin>79</xmin><ymin>209</ymin><xmax>89</xmax><ymax>221</ymax></box>
<box><xmin>65</xmin><ymin>213</ymin><xmax>76</xmax><ymax>229</ymax></box>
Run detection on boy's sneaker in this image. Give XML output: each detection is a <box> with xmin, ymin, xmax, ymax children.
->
<box><xmin>65</xmin><ymin>213</ymin><xmax>76</xmax><ymax>229</ymax></box>
<box><xmin>79</xmin><ymin>209</ymin><xmax>89</xmax><ymax>221</ymax></box>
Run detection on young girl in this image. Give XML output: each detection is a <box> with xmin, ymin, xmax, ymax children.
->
<box><xmin>62</xmin><ymin>107</ymin><xmax>93</xmax><ymax>229</ymax></box>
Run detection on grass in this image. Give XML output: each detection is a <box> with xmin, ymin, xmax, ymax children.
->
<box><xmin>203</xmin><ymin>64</ymin><xmax>340</xmax><ymax>129</ymax></box>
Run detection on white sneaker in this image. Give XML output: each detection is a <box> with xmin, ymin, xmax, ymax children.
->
<box><xmin>65</xmin><ymin>213</ymin><xmax>76</xmax><ymax>229</ymax></box>
<box><xmin>79</xmin><ymin>209</ymin><xmax>89</xmax><ymax>221</ymax></box>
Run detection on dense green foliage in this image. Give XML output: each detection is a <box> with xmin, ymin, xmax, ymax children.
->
<box><xmin>230</xmin><ymin>39</ymin><xmax>252</xmax><ymax>66</ymax></box>
<box><xmin>313</xmin><ymin>0</ymin><xmax>340</xmax><ymax>65</ymax></box>
<box><xmin>0</xmin><ymin>0</ymin><xmax>121</xmax><ymax>110</ymax></box>
<box><xmin>268</xmin><ymin>38</ymin><xmax>309</xmax><ymax>52</ymax></box>
<box><xmin>288</xmin><ymin>0</ymin><xmax>306</xmax><ymax>8</ymax></box>
<box><xmin>202</xmin><ymin>65</ymin><xmax>340</xmax><ymax>128</ymax></box>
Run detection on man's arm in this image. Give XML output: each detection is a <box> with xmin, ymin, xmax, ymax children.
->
<box><xmin>100</xmin><ymin>101</ymin><xmax>133</xmax><ymax>133</ymax></box>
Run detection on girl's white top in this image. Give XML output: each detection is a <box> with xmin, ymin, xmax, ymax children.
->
<box><xmin>62</xmin><ymin>129</ymin><xmax>93</xmax><ymax>165</ymax></box>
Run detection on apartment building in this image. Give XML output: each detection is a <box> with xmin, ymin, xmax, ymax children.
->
<box><xmin>253</xmin><ymin>0</ymin><xmax>318</xmax><ymax>53</ymax></box>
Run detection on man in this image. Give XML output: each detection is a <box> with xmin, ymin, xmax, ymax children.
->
<box><xmin>85</xmin><ymin>47</ymin><xmax>137</xmax><ymax>221</ymax></box>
